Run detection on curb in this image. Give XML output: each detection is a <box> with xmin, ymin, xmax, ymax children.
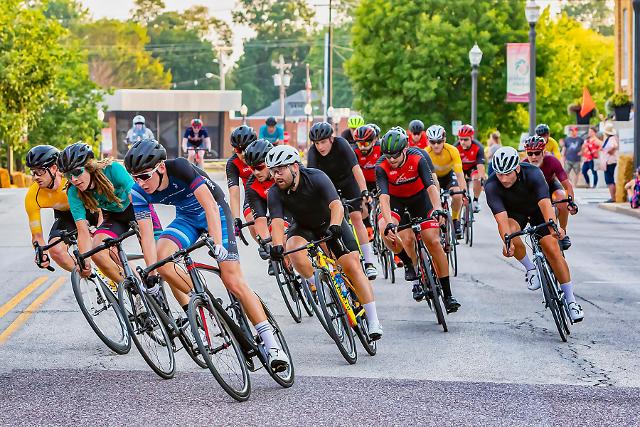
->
<box><xmin>597</xmin><ymin>203</ymin><xmax>640</xmax><ymax>220</ymax></box>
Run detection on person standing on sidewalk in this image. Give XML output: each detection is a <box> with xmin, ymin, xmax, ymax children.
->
<box><xmin>486</xmin><ymin>131</ymin><xmax>502</xmax><ymax>176</ymax></box>
<box><xmin>581</xmin><ymin>126</ymin><xmax>601</xmax><ymax>188</ymax></box>
<box><xmin>562</xmin><ymin>126</ymin><xmax>584</xmax><ymax>186</ymax></box>
<box><xmin>600</xmin><ymin>123</ymin><xmax>619</xmax><ymax>203</ymax></box>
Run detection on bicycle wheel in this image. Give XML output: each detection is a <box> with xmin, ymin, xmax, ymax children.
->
<box><xmin>387</xmin><ymin>250</ymin><xmax>396</xmax><ymax>284</ymax></box>
<box><xmin>537</xmin><ymin>259</ymin><xmax>569</xmax><ymax>341</ymax></box>
<box><xmin>118</xmin><ymin>279</ymin><xmax>175</xmax><ymax>379</ymax></box>
<box><xmin>381</xmin><ymin>248</ymin><xmax>389</xmax><ymax>280</ymax></box>
<box><xmin>353</xmin><ymin>304</ymin><xmax>377</xmax><ymax>356</ymax></box>
<box><xmin>188</xmin><ymin>294</ymin><xmax>251</xmax><ymax>401</ymax></box>
<box><xmin>463</xmin><ymin>205</ymin><xmax>470</xmax><ymax>245</ymax></box>
<box><xmin>257</xmin><ymin>297</ymin><xmax>295</xmax><ymax>387</ymax></box>
<box><xmin>419</xmin><ymin>245</ymin><xmax>448</xmax><ymax>332</ymax></box>
<box><xmin>468</xmin><ymin>206</ymin><xmax>474</xmax><ymax>247</ymax></box>
<box><xmin>273</xmin><ymin>261</ymin><xmax>302</xmax><ymax>323</ymax></box>
<box><xmin>447</xmin><ymin>217</ymin><xmax>458</xmax><ymax>277</ymax></box>
<box><xmin>301</xmin><ymin>277</ymin><xmax>330</xmax><ymax>334</ymax></box>
<box><xmin>294</xmin><ymin>276</ymin><xmax>314</xmax><ymax>317</ymax></box>
<box><xmin>314</xmin><ymin>269</ymin><xmax>357</xmax><ymax>364</ymax></box>
<box><xmin>71</xmin><ymin>270</ymin><xmax>130</xmax><ymax>355</ymax></box>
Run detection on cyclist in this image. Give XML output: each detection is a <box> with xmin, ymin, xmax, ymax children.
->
<box><xmin>340</xmin><ymin>115</ymin><xmax>365</xmax><ymax>144</ymax></box>
<box><xmin>521</xmin><ymin>136</ymin><xmax>576</xmax><ymax>250</ymax></box>
<box><xmin>353</xmin><ymin>125</ymin><xmax>381</xmax><ymax>248</ymax></box>
<box><xmin>307</xmin><ymin>121</ymin><xmax>377</xmax><ymax>280</ymax></box>
<box><xmin>181</xmin><ymin>118</ymin><xmax>211</xmax><ymax>168</ymax></box>
<box><xmin>126</xmin><ymin>115</ymin><xmax>154</xmax><ymax>146</ymax></box>
<box><xmin>125</xmin><ymin>139</ymin><xmax>289</xmax><ymax>371</ymax></box>
<box><xmin>376</xmin><ymin>129</ymin><xmax>460</xmax><ymax>312</ymax></box>
<box><xmin>25</xmin><ymin>145</ymin><xmax>98</xmax><ymax>272</ymax></box>
<box><xmin>535</xmin><ymin>123</ymin><xmax>562</xmax><ymax>161</ymax></box>
<box><xmin>455</xmin><ymin>124</ymin><xmax>486</xmax><ymax>213</ymax></box>
<box><xmin>407</xmin><ymin>119</ymin><xmax>428</xmax><ymax>149</ymax></box>
<box><xmin>485</xmin><ymin>147</ymin><xmax>583</xmax><ymax>322</ymax></box>
<box><xmin>366</xmin><ymin>123</ymin><xmax>381</xmax><ymax>145</ymax></box>
<box><xmin>259</xmin><ymin>116</ymin><xmax>284</xmax><ymax>145</ymax></box>
<box><xmin>57</xmin><ymin>143</ymin><xmax>161</xmax><ymax>284</ymax></box>
<box><xmin>266</xmin><ymin>145</ymin><xmax>383</xmax><ymax>340</ymax></box>
<box><xmin>226</xmin><ymin>125</ymin><xmax>258</xmax><ymax>241</ymax></box>
<box><xmin>425</xmin><ymin>124</ymin><xmax>468</xmax><ymax>239</ymax></box>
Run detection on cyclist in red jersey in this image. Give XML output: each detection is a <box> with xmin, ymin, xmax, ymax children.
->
<box><xmin>376</xmin><ymin>129</ymin><xmax>460</xmax><ymax>313</ymax></box>
<box><xmin>226</xmin><ymin>125</ymin><xmax>257</xmax><ymax>240</ymax></box>
<box><xmin>353</xmin><ymin>125</ymin><xmax>382</xmax><ymax>246</ymax></box>
<box><xmin>407</xmin><ymin>119</ymin><xmax>428</xmax><ymax>149</ymax></box>
<box><xmin>455</xmin><ymin>124</ymin><xmax>486</xmax><ymax>213</ymax></box>
<box><xmin>521</xmin><ymin>136</ymin><xmax>577</xmax><ymax>250</ymax></box>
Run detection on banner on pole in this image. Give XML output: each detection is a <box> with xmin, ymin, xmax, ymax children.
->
<box><xmin>506</xmin><ymin>43</ymin><xmax>530</xmax><ymax>103</ymax></box>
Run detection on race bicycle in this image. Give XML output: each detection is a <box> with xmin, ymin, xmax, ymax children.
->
<box><xmin>370</xmin><ymin>191</ymin><xmax>396</xmax><ymax>283</ymax></box>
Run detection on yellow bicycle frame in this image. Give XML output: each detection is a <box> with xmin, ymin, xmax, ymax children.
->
<box><xmin>313</xmin><ymin>248</ymin><xmax>360</xmax><ymax>327</ymax></box>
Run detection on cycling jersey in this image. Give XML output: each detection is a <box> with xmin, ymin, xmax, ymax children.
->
<box><xmin>522</xmin><ymin>155</ymin><xmax>568</xmax><ymax>185</ymax></box>
<box><xmin>455</xmin><ymin>140</ymin><xmax>485</xmax><ymax>172</ymax></box>
<box><xmin>24</xmin><ymin>178</ymin><xmax>70</xmax><ymax>235</ymax></box>
<box><xmin>131</xmin><ymin>158</ymin><xmax>237</xmax><ymax>259</ymax></box>
<box><xmin>426</xmin><ymin>143</ymin><xmax>463</xmax><ymax>178</ymax></box>
<box><xmin>353</xmin><ymin>143</ymin><xmax>382</xmax><ymax>185</ymax></box>
<box><xmin>245</xmin><ymin>174</ymin><xmax>274</xmax><ymax>219</ymax></box>
<box><xmin>126</xmin><ymin>127</ymin><xmax>154</xmax><ymax>144</ymax></box>
<box><xmin>407</xmin><ymin>131</ymin><xmax>428</xmax><ymax>149</ymax></box>
<box><xmin>545</xmin><ymin>136</ymin><xmax>562</xmax><ymax>160</ymax></box>
<box><xmin>184</xmin><ymin>126</ymin><xmax>209</xmax><ymax>148</ymax></box>
<box><xmin>376</xmin><ymin>148</ymin><xmax>435</xmax><ymax>198</ymax></box>
<box><xmin>226</xmin><ymin>153</ymin><xmax>253</xmax><ymax>188</ymax></box>
<box><xmin>340</xmin><ymin>128</ymin><xmax>355</xmax><ymax>144</ymax></box>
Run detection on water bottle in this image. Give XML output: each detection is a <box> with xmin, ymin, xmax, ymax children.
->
<box><xmin>335</xmin><ymin>273</ymin><xmax>348</xmax><ymax>298</ymax></box>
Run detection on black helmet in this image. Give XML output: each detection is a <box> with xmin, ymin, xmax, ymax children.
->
<box><xmin>124</xmin><ymin>139</ymin><xmax>167</xmax><ymax>174</ymax></box>
<box><xmin>244</xmin><ymin>139</ymin><xmax>274</xmax><ymax>167</ymax></box>
<box><xmin>309</xmin><ymin>121</ymin><xmax>333</xmax><ymax>142</ymax></box>
<box><xmin>58</xmin><ymin>142</ymin><xmax>94</xmax><ymax>173</ymax></box>
<box><xmin>266</xmin><ymin>116</ymin><xmax>277</xmax><ymax>126</ymax></box>
<box><xmin>380</xmin><ymin>129</ymin><xmax>408</xmax><ymax>155</ymax></box>
<box><xmin>535</xmin><ymin>123</ymin><xmax>550</xmax><ymax>136</ymax></box>
<box><xmin>230</xmin><ymin>125</ymin><xmax>257</xmax><ymax>150</ymax></box>
<box><xmin>409</xmin><ymin>119</ymin><xmax>425</xmax><ymax>134</ymax></box>
<box><xmin>366</xmin><ymin>123</ymin><xmax>381</xmax><ymax>137</ymax></box>
<box><xmin>26</xmin><ymin>145</ymin><xmax>60</xmax><ymax>169</ymax></box>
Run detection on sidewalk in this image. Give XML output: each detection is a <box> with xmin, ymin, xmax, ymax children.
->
<box><xmin>574</xmin><ymin>187</ymin><xmax>640</xmax><ymax>220</ymax></box>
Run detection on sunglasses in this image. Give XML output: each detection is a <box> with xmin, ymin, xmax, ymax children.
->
<box><xmin>356</xmin><ymin>140</ymin><xmax>372</xmax><ymax>148</ymax></box>
<box><xmin>270</xmin><ymin>165</ymin><xmax>289</xmax><ymax>176</ymax></box>
<box><xmin>387</xmin><ymin>151</ymin><xmax>404</xmax><ymax>159</ymax></box>
<box><xmin>429</xmin><ymin>140</ymin><xmax>445</xmax><ymax>145</ymax></box>
<box><xmin>64</xmin><ymin>167</ymin><xmax>85</xmax><ymax>180</ymax></box>
<box><xmin>526</xmin><ymin>151</ymin><xmax>543</xmax><ymax>157</ymax></box>
<box><xmin>459</xmin><ymin>137</ymin><xmax>471</xmax><ymax>142</ymax></box>
<box><xmin>252</xmin><ymin>163</ymin><xmax>267</xmax><ymax>171</ymax></box>
<box><xmin>31</xmin><ymin>168</ymin><xmax>49</xmax><ymax>177</ymax></box>
<box><xmin>132</xmin><ymin>164</ymin><xmax>161</xmax><ymax>182</ymax></box>
<box><xmin>412</xmin><ymin>132</ymin><xmax>422</xmax><ymax>136</ymax></box>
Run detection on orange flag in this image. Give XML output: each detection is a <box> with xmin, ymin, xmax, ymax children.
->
<box><xmin>580</xmin><ymin>86</ymin><xmax>596</xmax><ymax>117</ymax></box>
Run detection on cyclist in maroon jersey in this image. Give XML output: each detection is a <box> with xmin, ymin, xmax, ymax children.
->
<box><xmin>455</xmin><ymin>124</ymin><xmax>486</xmax><ymax>213</ymax></box>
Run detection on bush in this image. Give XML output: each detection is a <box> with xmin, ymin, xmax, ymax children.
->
<box><xmin>608</xmin><ymin>93</ymin><xmax>632</xmax><ymax>108</ymax></box>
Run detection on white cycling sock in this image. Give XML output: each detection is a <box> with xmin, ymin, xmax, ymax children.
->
<box><xmin>255</xmin><ymin>320</ymin><xmax>279</xmax><ymax>350</ymax></box>
<box><xmin>361</xmin><ymin>243</ymin><xmax>374</xmax><ymax>264</ymax></box>
<box><xmin>561</xmin><ymin>282</ymin><xmax>576</xmax><ymax>304</ymax></box>
<box><xmin>363</xmin><ymin>301</ymin><xmax>380</xmax><ymax>326</ymax></box>
<box><xmin>517</xmin><ymin>254</ymin><xmax>535</xmax><ymax>271</ymax></box>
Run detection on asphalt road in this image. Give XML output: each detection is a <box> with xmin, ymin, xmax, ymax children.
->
<box><xmin>1</xmin><ymin>177</ymin><xmax>639</xmax><ymax>426</ymax></box>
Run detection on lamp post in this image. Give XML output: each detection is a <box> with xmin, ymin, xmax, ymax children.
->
<box><xmin>634</xmin><ymin>0</ymin><xmax>640</xmax><ymax>168</ymax></box>
<box><xmin>240</xmin><ymin>104</ymin><xmax>248</xmax><ymax>125</ymax></box>
<box><xmin>304</xmin><ymin>103</ymin><xmax>313</xmax><ymax>148</ymax></box>
<box><xmin>525</xmin><ymin>0</ymin><xmax>540</xmax><ymax>135</ymax></box>
<box><xmin>468</xmin><ymin>43</ymin><xmax>483</xmax><ymax>131</ymax></box>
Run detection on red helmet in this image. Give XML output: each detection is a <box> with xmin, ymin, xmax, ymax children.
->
<box><xmin>191</xmin><ymin>118</ymin><xmax>203</xmax><ymax>128</ymax></box>
<box><xmin>524</xmin><ymin>135</ymin><xmax>546</xmax><ymax>151</ymax></box>
<box><xmin>354</xmin><ymin>125</ymin><xmax>375</xmax><ymax>143</ymax></box>
<box><xmin>457</xmin><ymin>124</ymin><xmax>474</xmax><ymax>138</ymax></box>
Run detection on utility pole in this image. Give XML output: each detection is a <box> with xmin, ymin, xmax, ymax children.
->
<box><xmin>272</xmin><ymin>54</ymin><xmax>292</xmax><ymax>133</ymax></box>
<box><xmin>327</xmin><ymin>0</ymin><xmax>333</xmax><ymax>122</ymax></box>
<box><xmin>215</xmin><ymin>46</ymin><xmax>231</xmax><ymax>91</ymax></box>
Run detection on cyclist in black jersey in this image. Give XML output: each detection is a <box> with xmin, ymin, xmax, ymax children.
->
<box><xmin>485</xmin><ymin>147</ymin><xmax>583</xmax><ymax>322</ymax></box>
<box><xmin>266</xmin><ymin>145</ymin><xmax>383</xmax><ymax>340</ymax></box>
<box><xmin>307</xmin><ymin>121</ymin><xmax>377</xmax><ymax>280</ymax></box>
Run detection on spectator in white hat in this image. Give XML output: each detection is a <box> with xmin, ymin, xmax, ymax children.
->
<box><xmin>600</xmin><ymin>123</ymin><xmax>619</xmax><ymax>203</ymax></box>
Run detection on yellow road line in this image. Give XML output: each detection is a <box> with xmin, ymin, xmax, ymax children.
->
<box><xmin>0</xmin><ymin>276</ymin><xmax>48</xmax><ymax>320</ymax></box>
<box><xmin>0</xmin><ymin>277</ymin><xmax>66</xmax><ymax>345</ymax></box>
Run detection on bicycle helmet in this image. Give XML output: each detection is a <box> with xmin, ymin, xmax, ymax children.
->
<box><xmin>58</xmin><ymin>142</ymin><xmax>94</xmax><ymax>173</ymax></box>
<box><xmin>390</xmin><ymin>126</ymin><xmax>407</xmax><ymax>136</ymax></box>
<box><xmin>366</xmin><ymin>123</ymin><xmax>381</xmax><ymax>137</ymax></box>
<box><xmin>491</xmin><ymin>146</ymin><xmax>520</xmax><ymax>174</ymax></box>
<box><xmin>124</xmin><ymin>139</ymin><xmax>167</xmax><ymax>174</ymax></box>
<box><xmin>347</xmin><ymin>115</ymin><xmax>365</xmax><ymax>129</ymax></box>
<box><xmin>380</xmin><ymin>129</ymin><xmax>408</xmax><ymax>155</ymax></box>
<box><xmin>535</xmin><ymin>123</ymin><xmax>550</xmax><ymax>136</ymax></box>
<box><xmin>243</xmin><ymin>139</ymin><xmax>274</xmax><ymax>167</ymax></box>
<box><xmin>191</xmin><ymin>118</ymin><xmax>202</xmax><ymax>128</ymax></box>
<box><xmin>426</xmin><ymin>124</ymin><xmax>446</xmax><ymax>142</ymax></box>
<box><xmin>523</xmin><ymin>135</ymin><xmax>546</xmax><ymax>151</ymax></box>
<box><xmin>132</xmin><ymin>115</ymin><xmax>145</xmax><ymax>126</ymax></box>
<box><xmin>265</xmin><ymin>116</ymin><xmax>277</xmax><ymax>126</ymax></box>
<box><xmin>309</xmin><ymin>121</ymin><xmax>333</xmax><ymax>142</ymax></box>
<box><xmin>26</xmin><ymin>145</ymin><xmax>60</xmax><ymax>169</ymax></box>
<box><xmin>230</xmin><ymin>125</ymin><xmax>257</xmax><ymax>150</ymax></box>
<box><xmin>457</xmin><ymin>124</ymin><xmax>474</xmax><ymax>138</ymax></box>
<box><xmin>409</xmin><ymin>119</ymin><xmax>425</xmax><ymax>135</ymax></box>
<box><xmin>354</xmin><ymin>125</ymin><xmax>375</xmax><ymax>143</ymax></box>
<box><xmin>265</xmin><ymin>144</ymin><xmax>301</xmax><ymax>168</ymax></box>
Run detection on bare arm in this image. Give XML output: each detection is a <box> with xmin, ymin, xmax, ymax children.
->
<box><xmin>352</xmin><ymin>164</ymin><xmax>367</xmax><ymax>193</ymax></box>
<box><xmin>136</xmin><ymin>217</ymin><xmax>158</xmax><ymax>273</ymax></box>
<box><xmin>194</xmin><ymin>186</ymin><xmax>222</xmax><ymax>244</ymax></box>
<box><xmin>271</xmin><ymin>218</ymin><xmax>286</xmax><ymax>246</ymax></box>
<box><xmin>254</xmin><ymin>216</ymin><xmax>270</xmax><ymax>240</ymax></box>
<box><xmin>329</xmin><ymin>199</ymin><xmax>344</xmax><ymax>226</ymax></box>
<box><xmin>229</xmin><ymin>186</ymin><xmax>241</xmax><ymax>219</ymax></box>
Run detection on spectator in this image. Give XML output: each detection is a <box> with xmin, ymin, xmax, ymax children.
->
<box><xmin>562</xmin><ymin>126</ymin><xmax>584</xmax><ymax>186</ymax></box>
<box><xmin>259</xmin><ymin>116</ymin><xmax>284</xmax><ymax>145</ymax></box>
<box><xmin>600</xmin><ymin>123</ymin><xmax>619</xmax><ymax>203</ymax></box>
<box><xmin>486</xmin><ymin>131</ymin><xmax>502</xmax><ymax>175</ymax></box>
<box><xmin>126</xmin><ymin>115</ymin><xmax>154</xmax><ymax>146</ymax></box>
<box><xmin>581</xmin><ymin>126</ymin><xmax>601</xmax><ymax>188</ymax></box>
<box><xmin>625</xmin><ymin>167</ymin><xmax>640</xmax><ymax>208</ymax></box>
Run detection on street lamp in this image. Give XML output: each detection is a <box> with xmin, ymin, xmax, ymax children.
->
<box><xmin>468</xmin><ymin>43</ymin><xmax>483</xmax><ymax>131</ymax></box>
<box><xmin>240</xmin><ymin>104</ymin><xmax>248</xmax><ymax>125</ymax></box>
<box><xmin>273</xmin><ymin>70</ymin><xmax>292</xmax><ymax>134</ymax></box>
<box><xmin>525</xmin><ymin>0</ymin><xmax>540</xmax><ymax>135</ymax></box>
<box><xmin>304</xmin><ymin>103</ymin><xmax>313</xmax><ymax>147</ymax></box>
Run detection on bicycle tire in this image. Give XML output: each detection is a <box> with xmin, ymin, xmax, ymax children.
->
<box><xmin>537</xmin><ymin>259</ymin><xmax>568</xmax><ymax>342</ymax></box>
<box><xmin>382</xmin><ymin>248</ymin><xmax>389</xmax><ymax>280</ymax></box>
<box><xmin>71</xmin><ymin>270</ymin><xmax>130</xmax><ymax>355</ymax></box>
<box><xmin>118</xmin><ymin>279</ymin><xmax>176</xmax><ymax>379</ymax></box>
<box><xmin>301</xmin><ymin>277</ymin><xmax>330</xmax><ymax>334</ymax></box>
<box><xmin>447</xmin><ymin>217</ymin><xmax>458</xmax><ymax>277</ymax></box>
<box><xmin>353</xmin><ymin>307</ymin><xmax>377</xmax><ymax>356</ymax></box>
<box><xmin>419</xmin><ymin>245</ymin><xmax>448</xmax><ymax>332</ymax></box>
<box><xmin>188</xmin><ymin>294</ymin><xmax>251</xmax><ymax>401</ymax></box>
<box><xmin>540</xmin><ymin>259</ymin><xmax>571</xmax><ymax>338</ymax></box>
<box><xmin>258</xmin><ymin>297</ymin><xmax>295</xmax><ymax>388</ymax></box>
<box><xmin>387</xmin><ymin>250</ymin><xmax>396</xmax><ymax>284</ymax></box>
<box><xmin>314</xmin><ymin>269</ymin><xmax>357</xmax><ymax>364</ymax></box>
<box><xmin>273</xmin><ymin>261</ymin><xmax>302</xmax><ymax>323</ymax></box>
<box><xmin>296</xmin><ymin>277</ymin><xmax>314</xmax><ymax>317</ymax></box>
<box><xmin>468</xmin><ymin>206</ymin><xmax>474</xmax><ymax>247</ymax></box>
<box><xmin>463</xmin><ymin>204</ymin><xmax>470</xmax><ymax>245</ymax></box>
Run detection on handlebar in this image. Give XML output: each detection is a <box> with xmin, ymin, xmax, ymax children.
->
<box><xmin>33</xmin><ymin>230</ymin><xmax>78</xmax><ymax>272</ymax></box>
<box><xmin>393</xmin><ymin>210</ymin><xmax>446</xmax><ymax>233</ymax></box>
<box><xmin>552</xmin><ymin>195</ymin><xmax>578</xmax><ymax>211</ymax></box>
<box><xmin>139</xmin><ymin>233</ymin><xmax>213</xmax><ymax>278</ymax></box>
<box><xmin>341</xmin><ymin>196</ymin><xmax>365</xmax><ymax>214</ymax></box>
<box><xmin>503</xmin><ymin>220</ymin><xmax>559</xmax><ymax>252</ymax></box>
<box><xmin>73</xmin><ymin>225</ymin><xmax>138</xmax><ymax>271</ymax></box>
<box><xmin>236</xmin><ymin>220</ymin><xmax>255</xmax><ymax>246</ymax></box>
<box><xmin>282</xmin><ymin>235</ymin><xmax>335</xmax><ymax>257</ymax></box>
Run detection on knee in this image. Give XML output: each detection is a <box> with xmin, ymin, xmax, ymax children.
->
<box><xmin>48</xmin><ymin>244</ymin><xmax>67</xmax><ymax>263</ymax></box>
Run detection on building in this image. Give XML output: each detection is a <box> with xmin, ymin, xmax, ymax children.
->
<box><xmin>615</xmin><ymin>0</ymin><xmax>634</xmax><ymax>95</ymax></box>
<box><xmin>103</xmin><ymin>89</ymin><xmax>241</xmax><ymax>159</ymax></box>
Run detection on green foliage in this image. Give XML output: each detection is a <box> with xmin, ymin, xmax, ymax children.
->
<box><xmin>131</xmin><ymin>0</ymin><xmax>166</xmax><ymax>26</ymax></box>
<box><xmin>561</xmin><ymin>0</ymin><xmax>614</xmax><ymax>36</ymax></box>
<box><xmin>608</xmin><ymin>93</ymin><xmax>632</xmax><ymax>108</ymax></box>
<box><xmin>42</xmin><ymin>0</ymin><xmax>89</xmax><ymax>26</ymax></box>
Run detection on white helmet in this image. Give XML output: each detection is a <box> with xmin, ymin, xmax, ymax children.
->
<box><xmin>265</xmin><ymin>145</ymin><xmax>300</xmax><ymax>168</ymax></box>
<box><xmin>492</xmin><ymin>146</ymin><xmax>520</xmax><ymax>174</ymax></box>
<box><xmin>133</xmin><ymin>115</ymin><xmax>145</xmax><ymax>126</ymax></box>
<box><xmin>426</xmin><ymin>124</ymin><xmax>446</xmax><ymax>141</ymax></box>
<box><xmin>390</xmin><ymin>126</ymin><xmax>407</xmax><ymax>136</ymax></box>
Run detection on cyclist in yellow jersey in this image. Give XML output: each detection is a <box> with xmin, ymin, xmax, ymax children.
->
<box><xmin>425</xmin><ymin>125</ymin><xmax>468</xmax><ymax>238</ymax></box>
<box><xmin>535</xmin><ymin>123</ymin><xmax>562</xmax><ymax>161</ymax></box>
<box><xmin>24</xmin><ymin>145</ymin><xmax>98</xmax><ymax>271</ymax></box>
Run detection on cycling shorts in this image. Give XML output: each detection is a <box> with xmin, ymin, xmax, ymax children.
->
<box><xmin>96</xmin><ymin>204</ymin><xmax>162</xmax><ymax>239</ymax></box>
<box><xmin>186</xmin><ymin>140</ymin><xmax>205</xmax><ymax>149</ymax></box>
<box><xmin>377</xmin><ymin>191</ymin><xmax>438</xmax><ymax>231</ymax></box>
<box><xmin>510</xmin><ymin>210</ymin><xmax>551</xmax><ymax>238</ymax></box>
<box><xmin>437</xmin><ymin>171</ymin><xmax>459</xmax><ymax>191</ymax></box>
<box><xmin>336</xmin><ymin>176</ymin><xmax>362</xmax><ymax>213</ymax></box>
<box><xmin>287</xmin><ymin>218</ymin><xmax>359</xmax><ymax>259</ymax></box>
<box><xmin>49</xmin><ymin>209</ymin><xmax>99</xmax><ymax>241</ymax></box>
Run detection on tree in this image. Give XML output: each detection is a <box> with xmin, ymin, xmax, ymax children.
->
<box><xmin>346</xmin><ymin>0</ymin><xmax>528</xmax><ymax>141</ymax></box>
<box><xmin>560</xmin><ymin>0</ymin><xmax>614</xmax><ymax>36</ymax></box>
<box><xmin>42</xmin><ymin>0</ymin><xmax>89</xmax><ymax>27</ymax></box>
<box><xmin>131</xmin><ymin>0</ymin><xmax>166</xmax><ymax>26</ymax></box>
